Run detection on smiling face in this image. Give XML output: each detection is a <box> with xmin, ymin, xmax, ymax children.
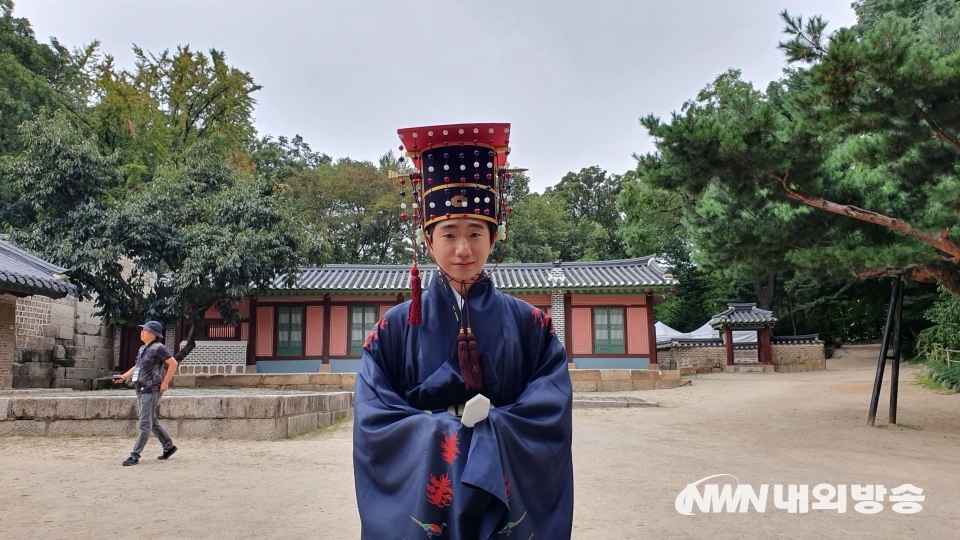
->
<box><xmin>425</xmin><ymin>218</ymin><xmax>496</xmax><ymax>289</ymax></box>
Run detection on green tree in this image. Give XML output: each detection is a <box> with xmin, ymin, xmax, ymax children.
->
<box><xmin>503</xmin><ymin>191</ymin><xmax>577</xmax><ymax>263</ymax></box>
<box><xmin>637</xmin><ymin>0</ymin><xmax>960</xmax><ymax>298</ymax></box>
<box><xmin>287</xmin><ymin>153</ymin><xmax>409</xmax><ymax>264</ymax></box>
<box><xmin>916</xmin><ymin>285</ymin><xmax>960</xmax><ymax>353</ymax></box>
<box><xmin>250</xmin><ymin>134</ymin><xmax>331</xmax><ymax>181</ymax></box>
<box><xmin>85</xmin><ymin>45</ymin><xmax>260</xmax><ymax>182</ymax></box>
<box><xmin>6</xmin><ymin>112</ymin><xmax>323</xmax><ymax>359</ymax></box>
<box><xmin>0</xmin><ymin>1</ymin><xmax>96</xmax><ymax>224</ymax></box>
<box><xmin>546</xmin><ymin>166</ymin><xmax>628</xmax><ymax>260</ymax></box>
<box><xmin>619</xmin><ymin>178</ymin><xmax>745</xmax><ymax>330</ymax></box>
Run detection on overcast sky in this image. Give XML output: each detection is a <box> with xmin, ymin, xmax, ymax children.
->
<box><xmin>19</xmin><ymin>0</ymin><xmax>857</xmax><ymax>192</ymax></box>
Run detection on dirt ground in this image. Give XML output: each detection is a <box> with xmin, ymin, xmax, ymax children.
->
<box><xmin>1</xmin><ymin>344</ymin><xmax>958</xmax><ymax>539</ymax></box>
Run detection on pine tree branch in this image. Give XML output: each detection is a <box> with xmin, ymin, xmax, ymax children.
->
<box><xmin>934</xmin><ymin>127</ymin><xmax>960</xmax><ymax>153</ymax></box>
<box><xmin>854</xmin><ymin>264</ymin><xmax>960</xmax><ymax>297</ymax></box>
<box><xmin>759</xmin><ymin>171</ymin><xmax>960</xmax><ymax>261</ymax></box>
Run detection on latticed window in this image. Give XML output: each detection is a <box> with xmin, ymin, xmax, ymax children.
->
<box><xmin>350</xmin><ymin>305</ymin><xmax>378</xmax><ymax>355</ymax></box>
<box><xmin>593</xmin><ymin>308</ymin><xmax>625</xmax><ymax>354</ymax></box>
<box><xmin>276</xmin><ymin>306</ymin><xmax>303</xmax><ymax>356</ymax></box>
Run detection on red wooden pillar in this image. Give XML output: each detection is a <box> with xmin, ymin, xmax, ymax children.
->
<box><xmin>725</xmin><ymin>326</ymin><xmax>734</xmax><ymax>367</ymax></box>
<box><xmin>322</xmin><ymin>294</ymin><xmax>332</xmax><ymax>364</ymax></box>
<box><xmin>247</xmin><ymin>297</ymin><xmax>257</xmax><ymax>365</ymax></box>
<box><xmin>645</xmin><ymin>292</ymin><xmax>658</xmax><ymax>368</ymax></box>
<box><xmin>759</xmin><ymin>326</ymin><xmax>772</xmax><ymax>364</ymax></box>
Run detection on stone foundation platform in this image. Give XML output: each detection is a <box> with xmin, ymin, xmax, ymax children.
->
<box><xmin>168</xmin><ymin>369</ymin><xmax>686</xmax><ymax>393</ymax></box>
<box><xmin>568</xmin><ymin>369</ymin><xmax>686</xmax><ymax>392</ymax></box>
<box><xmin>0</xmin><ymin>390</ymin><xmax>353</xmax><ymax>440</ymax></box>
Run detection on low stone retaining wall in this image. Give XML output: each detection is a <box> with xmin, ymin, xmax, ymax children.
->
<box><xmin>0</xmin><ymin>391</ymin><xmax>353</xmax><ymax>440</ymax></box>
<box><xmin>172</xmin><ymin>373</ymin><xmax>356</xmax><ymax>392</ymax></box>
<box><xmin>771</xmin><ymin>343</ymin><xmax>826</xmax><ymax>372</ymax></box>
<box><xmin>568</xmin><ymin>369</ymin><xmax>685</xmax><ymax>392</ymax></box>
<box><xmin>658</xmin><ymin>342</ymin><xmax>826</xmax><ymax>374</ymax></box>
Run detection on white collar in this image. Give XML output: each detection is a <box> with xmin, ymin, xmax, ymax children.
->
<box><xmin>449</xmin><ymin>286</ymin><xmax>465</xmax><ymax>309</ymax></box>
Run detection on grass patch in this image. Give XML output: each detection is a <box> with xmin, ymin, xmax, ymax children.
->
<box><xmin>915</xmin><ymin>359</ymin><xmax>960</xmax><ymax>394</ymax></box>
<box><xmin>896</xmin><ymin>423</ymin><xmax>922</xmax><ymax>430</ymax></box>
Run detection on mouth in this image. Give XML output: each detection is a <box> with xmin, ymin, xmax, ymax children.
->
<box><xmin>452</xmin><ymin>262</ymin><xmax>474</xmax><ymax>268</ymax></box>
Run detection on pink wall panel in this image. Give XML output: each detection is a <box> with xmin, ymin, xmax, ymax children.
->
<box><xmin>517</xmin><ymin>295</ymin><xmax>551</xmax><ymax>306</ymax></box>
<box><xmin>627</xmin><ymin>307</ymin><xmax>649</xmax><ymax>355</ymax></box>
<box><xmin>205</xmin><ymin>301</ymin><xmax>251</xmax><ymax>319</ymax></box>
<box><xmin>571</xmin><ymin>308</ymin><xmax>593</xmax><ymax>355</ymax></box>
<box><xmin>329</xmin><ymin>306</ymin><xmax>349</xmax><ymax>356</ymax></box>
<box><xmin>571</xmin><ymin>294</ymin><xmax>646</xmax><ymax>306</ymax></box>
<box><xmin>255</xmin><ymin>307</ymin><xmax>274</xmax><ymax>357</ymax></box>
<box><xmin>240</xmin><ymin>322</ymin><xmax>249</xmax><ymax>341</ymax></box>
<box><xmin>379</xmin><ymin>305</ymin><xmax>391</xmax><ymax>319</ymax></box>
<box><xmin>305</xmin><ymin>306</ymin><xmax>324</xmax><ymax>356</ymax></box>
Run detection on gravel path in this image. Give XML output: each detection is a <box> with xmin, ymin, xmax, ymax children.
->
<box><xmin>1</xmin><ymin>345</ymin><xmax>957</xmax><ymax>539</ymax></box>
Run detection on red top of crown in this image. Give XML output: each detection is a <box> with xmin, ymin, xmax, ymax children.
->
<box><xmin>397</xmin><ymin>123</ymin><xmax>511</xmax><ymax>168</ymax></box>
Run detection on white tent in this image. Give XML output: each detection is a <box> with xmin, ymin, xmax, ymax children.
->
<box><xmin>654</xmin><ymin>321</ymin><xmax>687</xmax><ymax>340</ymax></box>
<box><xmin>662</xmin><ymin>322</ymin><xmax>758</xmax><ymax>343</ymax></box>
<box><xmin>688</xmin><ymin>322</ymin><xmax>719</xmax><ymax>339</ymax></box>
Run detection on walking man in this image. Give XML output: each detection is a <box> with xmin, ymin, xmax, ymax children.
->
<box><xmin>113</xmin><ymin>321</ymin><xmax>178</xmax><ymax>466</ymax></box>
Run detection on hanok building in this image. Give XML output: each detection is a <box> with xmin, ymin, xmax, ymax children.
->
<box><xmin>0</xmin><ymin>238</ymin><xmax>76</xmax><ymax>389</ymax></box>
<box><xmin>172</xmin><ymin>256</ymin><xmax>678</xmax><ymax>374</ymax></box>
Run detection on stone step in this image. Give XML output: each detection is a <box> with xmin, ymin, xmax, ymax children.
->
<box><xmin>573</xmin><ymin>397</ymin><xmax>658</xmax><ymax>409</ymax></box>
<box><xmin>0</xmin><ymin>391</ymin><xmax>353</xmax><ymax>440</ymax></box>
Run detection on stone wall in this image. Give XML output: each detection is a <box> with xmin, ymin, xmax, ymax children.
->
<box><xmin>178</xmin><ymin>364</ymin><xmax>257</xmax><ymax>375</ymax></box>
<box><xmin>771</xmin><ymin>343</ymin><xmax>826</xmax><ymax>372</ymax></box>
<box><xmin>568</xmin><ymin>368</ymin><xmax>685</xmax><ymax>391</ymax></box>
<box><xmin>11</xmin><ymin>294</ymin><xmax>114</xmax><ymax>389</ymax></box>
<box><xmin>657</xmin><ymin>342</ymin><xmax>826</xmax><ymax>375</ymax></box>
<box><xmin>177</xmin><ymin>340</ymin><xmax>248</xmax><ymax>370</ymax></box>
<box><xmin>657</xmin><ymin>345</ymin><xmax>727</xmax><ymax>375</ymax></box>
<box><xmin>1</xmin><ymin>295</ymin><xmax>16</xmax><ymax>388</ymax></box>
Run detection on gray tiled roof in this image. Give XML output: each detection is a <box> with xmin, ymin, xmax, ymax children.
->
<box><xmin>708</xmin><ymin>303</ymin><xmax>778</xmax><ymax>328</ymax></box>
<box><xmin>0</xmin><ymin>239</ymin><xmax>75</xmax><ymax>297</ymax></box>
<box><xmin>270</xmin><ymin>256</ymin><xmax>678</xmax><ymax>293</ymax></box>
<box><xmin>771</xmin><ymin>334</ymin><xmax>821</xmax><ymax>344</ymax></box>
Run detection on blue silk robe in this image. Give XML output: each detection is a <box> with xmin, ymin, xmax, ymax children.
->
<box><xmin>353</xmin><ymin>275</ymin><xmax>574</xmax><ymax>539</ymax></box>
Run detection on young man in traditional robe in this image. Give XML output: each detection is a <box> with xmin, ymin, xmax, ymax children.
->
<box><xmin>353</xmin><ymin>123</ymin><xmax>574</xmax><ymax>539</ymax></box>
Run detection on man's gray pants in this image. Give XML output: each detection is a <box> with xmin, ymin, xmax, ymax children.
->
<box><xmin>130</xmin><ymin>391</ymin><xmax>174</xmax><ymax>459</ymax></box>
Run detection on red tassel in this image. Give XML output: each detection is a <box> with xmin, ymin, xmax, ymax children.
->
<box><xmin>408</xmin><ymin>266</ymin><xmax>422</xmax><ymax>325</ymax></box>
<box><xmin>461</xmin><ymin>328</ymin><xmax>483</xmax><ymax>391</ymax></box>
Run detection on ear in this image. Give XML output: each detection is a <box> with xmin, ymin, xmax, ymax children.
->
<box><xmin>424</xmin><ymin>234</ymin><xmax>435</xmax><ymax>258</ymax></box>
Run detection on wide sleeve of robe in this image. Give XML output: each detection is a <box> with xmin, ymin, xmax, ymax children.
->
<box><xmin>353</xmin><ymin>287</ymin><xmax>573</xmax><ymax>540</ymax></box>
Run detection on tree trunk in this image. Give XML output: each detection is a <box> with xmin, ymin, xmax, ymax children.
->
<box><xmin>753</xmin><ymin>272</ymin><xmax>777</xmax><ymax>311</ymax></box>
<box><xmin>784</xmin><ymin>287</ymin><xmax>798</xmax><ymax>335</ymax></box>
<box><xmin>174</xmin><ymin>319</ymin><xmax>199</xmax><ymax>362</ymax></box>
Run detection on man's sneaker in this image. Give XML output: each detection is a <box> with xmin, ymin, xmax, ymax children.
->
<box><xmin>122</xmin><ymin>457</ymin><xmax>139</xmax><ymax>466</ymax></box>
<box><xmin>157</xmin><ymin>446</ymin><xmax>178</xmax><ymax>461</ymax></box>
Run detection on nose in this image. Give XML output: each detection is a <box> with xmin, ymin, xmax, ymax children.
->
<box><xmin>455</xmin><ymin>237</ymin><xmax>471</xmax><ymax>258</ymax></box>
